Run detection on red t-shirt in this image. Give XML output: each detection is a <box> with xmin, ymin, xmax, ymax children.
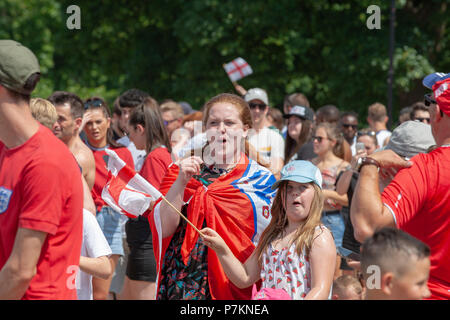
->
<box><xmin>0</xmin><ymin>125</ymin><xmax>83</xmax><ymax>300</ymax></box>
<box><xmin>89</xmin><ymin>146</ymin><xmax>134</xmax><ymax>212</ymax></box>
<box><xmin>382</xmin><ymin>146</ymin><xmax>450</xmax><ymax>300</ymax></box>
<box><xmin>139</xmin><ymin>147</ymin><xmax>172</xmax><ymax>189</ymax></box>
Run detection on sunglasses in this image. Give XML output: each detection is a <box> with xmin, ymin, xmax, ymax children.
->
<box><xmin>357</xmin><ymin>130</ymin><xmax>376</xmax><ymax>137</ymax></box>
<box><xmin>249</xmin><ymin>102</ymin><xmax>267</xmax><ymax>111</ymax></box>
<box><xmin>84</xmin><ymin>99</ymin><xmax>103</xmax><ymax>110</ymax></box>
<box><xmin>312</xmin><ymin>136</ymin><xmax>329</xmax><ymax>143</ymax></box>
<box><xmin>414</xmin><ymin>117</ymin><xmax>430</xmax><ymax>123</ymax></box>
<box><xmin>342</xmin><ymin>124</ymin><xmax>358</xmax><ymax>129</ymax></box>
<box><xmin>424</xmin><ymin>93</ymin><xmax>436</xmax><ymax>107</ymax></box>
<box><xmin>163</xmin><ymin>119</ymin><xmax>178</xmax><ymax>126</ymax></box>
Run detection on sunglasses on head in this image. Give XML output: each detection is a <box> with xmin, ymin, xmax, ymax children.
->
<box><xmin>249</xmin><ymin>102</ymin><xmax>267</xmax><ymax>111</ymax></box>
<box><xmin>357</xmin><ymin>130</ymin><xmax>376</xmax><ymax>137</ymax></box>
<box><xmin>424</xmin><ymin>93</ymin><xmax>436</xmax><ymax>107</ymax></box>
<box><xmin>84</xmin><ymin>99</ymin><xmax>103</xmax><ymax>110</ymax></box>
<box><xmin>342</xmin><ymin>124</ymin><xmax>358</xmax><ymax>129</ymax></box>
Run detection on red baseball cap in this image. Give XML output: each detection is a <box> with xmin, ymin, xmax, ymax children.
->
<box><xmin>432</xmin><ymin>78</ymin><xmax>450</xmax><ymax>117</ymax></box>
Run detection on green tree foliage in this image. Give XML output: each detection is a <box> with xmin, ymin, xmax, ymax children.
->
<box><xmin>2</xmin><ymin>0</ymin><xmax>449</xmax><ymax>126</ymax></box>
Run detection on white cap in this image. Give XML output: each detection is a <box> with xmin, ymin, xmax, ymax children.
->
<box><xmin>244</xmin><ymin>88</ymin><xmax>269</xmax><ymax>105</ymax></box>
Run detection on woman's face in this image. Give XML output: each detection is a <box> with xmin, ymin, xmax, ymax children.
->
<box><xmin>287</xmin><ymin>116</ymin><xmax>303</xmax><ymax>141</ymax></box>
<box><xmin>283</xmin><ymin>181</ymin><xmax>316</xmax><ymax>225</ymax></box>
<box><xmin>205</xmin><ymin>102</ymin><xmax>248</xmax><ymax>166</ymax></box>
<box><xmin>128</xmin><ymin>124</ymin><xmax>146</xmax><ymax>150</ymax></box>
<box><xmin>357</xmin><ymin>135</ymin><xmax>377</xmax><ymax>155</ymax></box>
<box><xmin>313</xmin><ymin>127</ymin><xmax>334</xmax><ymax>156</ymax></box>
<box><xmin>84</xmin><ymin>109</ymin><xmax>110</xmax><ymax>146</ymax></box>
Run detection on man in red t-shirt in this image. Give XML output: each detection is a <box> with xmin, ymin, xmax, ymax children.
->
<box><xmin>0</xmin><ymin>40</ymin><xmax>83</xmax><ymax>299</ymax></box>
<box><xmin>351</xmin><ymin>72</ymin><xmax>450</xmax><ymax>300</ymax></box>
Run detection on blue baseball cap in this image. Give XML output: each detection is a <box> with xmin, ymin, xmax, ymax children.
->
<box><xmin>271</xmin><ymin>160</ymin><xmax>323</xmax><ymax>190</ymax></box>
<box><xmin>423</xmin><ymin>72</ymin><xmax>450</xmax><ymax>89</ymax></box>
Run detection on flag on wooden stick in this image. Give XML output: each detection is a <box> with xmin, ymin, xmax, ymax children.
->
<box><xmin>223</xmin><ymin>57</ymin><xmax>253</xmax><ymax>82</ymax></box>
<box><xmin>101</xmin><ymin>149</ymin><xmax>205</xmax><ymax>235</ymax></box>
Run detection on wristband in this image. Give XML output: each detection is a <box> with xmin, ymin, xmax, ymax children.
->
<box><xmin>356</xmin><ymin>157</ymin><xmax>380</xmax><ymax>172</ymax></box>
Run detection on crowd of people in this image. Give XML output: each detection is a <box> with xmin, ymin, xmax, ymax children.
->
<box><xmin>0</xmin><ymin>40</ymin><xmax>449</xmax><ymax>301</ymax></box>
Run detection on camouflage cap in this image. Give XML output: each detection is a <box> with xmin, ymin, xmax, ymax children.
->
<box><xmin>0</xmin><ymin>40</ymin><xmax>40</xmax><ymax>95</ymax></box>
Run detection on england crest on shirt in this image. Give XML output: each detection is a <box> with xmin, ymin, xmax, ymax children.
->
<box><xmin>0</xmin><ymin>187</ymin><xmax>13</xmax><ymax>214</ymax></box>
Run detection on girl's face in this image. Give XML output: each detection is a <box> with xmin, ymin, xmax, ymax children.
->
<box><xmin>128</xmin><ymin>123</ymin><xmax>146</xmax><ymax>150</ymax></box>
<box><xmin>283</xmin><ymin>181</ymin><xmax>316</xmax><ymax>225</ymax></box>
<box><xmin>313</xmin><ymin>127</ymin><xmax>335</xmax><ymax>156</ymax></box>
<box><xmin>205</xmin><ymin>102</ymin><xmax>248</xmax><ymax>165</ymax></box>
<box><xmin>357</xmin><ymin>135</ymin><xmax>377</xmax><ymax>155</ymax></box>
<box><xmin>84</xmin><ymin>109</ymin><xmax>110</xmax><ymax>146</ymax></box>
<box><xmin>287</xmin><ymin>116</ymin><xmax>303</xmax><ymax>141</ymax></box>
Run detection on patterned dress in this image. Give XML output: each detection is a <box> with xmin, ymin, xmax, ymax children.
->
<box><xmin>259</xmin><ymin>226</ymin><xmax>331</xmax><ymax>300</ymax></box>
<box><xmin>260</xmin><ymin>243</ymin><xmax>311</xmax><ymax>299</ymax></box>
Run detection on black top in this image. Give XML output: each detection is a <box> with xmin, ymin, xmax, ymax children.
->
<box><xmin>341</xmin><ymin>171</ymin><xmax>362</xmax><ymax>254</ymax></box>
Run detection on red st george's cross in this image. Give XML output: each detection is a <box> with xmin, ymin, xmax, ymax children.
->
<box><xmin>223</xmin><ymin>57</ymin><xmax>253</xmax><ymax>82</ymax></box>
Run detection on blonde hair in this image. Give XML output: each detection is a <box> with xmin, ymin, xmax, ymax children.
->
<box><xmin>160</xmin><ymin>100</ymin><xmax>185</xmax><ymax>120</ymax></box>
<box><xmin>368</xmin><ymin>102</ymin><xmax>387</xmax><ymax>122</ymax></box>
<box><xmin>255</xmin><ymin>181</ymin><xmax>324</xmax><ymax>263</ymax></box>
<box><xmin>30</xmin><ymin>98</ymin><xmax>57</xmax><ymax>129</ymax></box>
<box><xmin>333</xmin><ymin>275</ymin><xmax>363</xmax><ymax>296</ymax></box>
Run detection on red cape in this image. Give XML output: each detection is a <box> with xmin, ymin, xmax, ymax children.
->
<box><xmin>149</xmin><ymin>154</ymin><xmax>276</xmax><ymax>300</ymax></box>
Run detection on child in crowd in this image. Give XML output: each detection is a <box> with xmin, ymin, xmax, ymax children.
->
<box><xmin>332</xmin><ymin>275</ymin><xmax>363</xmax><ymax>300</ymax></box>
<box><xmin>201</xmin><ymin>160</ymin><xmax>336</xmax><ymax>299</ymax></box>
<box><xmin>361</xmin><ymin>228</ymin><xmax>431</xmax><ymax>300</ymax></box>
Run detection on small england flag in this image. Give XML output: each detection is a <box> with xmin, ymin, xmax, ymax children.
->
<box><xmin>223</xmin><ymin>57</ymin><xmax>253</xmax><ymax>82</ymax></box>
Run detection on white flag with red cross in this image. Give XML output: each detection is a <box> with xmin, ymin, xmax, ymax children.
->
<box><xmin>101</xmin><ymin>149</ymin><xmax>162</xmax><ymax>218</ymax></box>
<box><xmin>223</xmin><ymin>57</ymin><xmax>253</xmax><ymax>82</ymax></box>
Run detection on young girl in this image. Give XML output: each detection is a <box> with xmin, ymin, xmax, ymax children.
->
<box><xmin>201</xmin><ymin>160</ymin><xmax>336</xmax><ymax>300</ymax></box>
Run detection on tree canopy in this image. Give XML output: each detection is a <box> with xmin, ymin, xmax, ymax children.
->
<box><xmin>1</xmin><ymin>0</ymin><xmax>448</xmax><ymax>127</ymax></box>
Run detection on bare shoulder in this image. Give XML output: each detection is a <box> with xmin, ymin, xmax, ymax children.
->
<box><xmin>74</xmin><ymin>140</ymin><xmax>95</xmax><ymax>169</ymax></box>
<box><xmin>312</xmin><ymin>225</ymin><xmax>335</xmax><ymax>249</ymax></box>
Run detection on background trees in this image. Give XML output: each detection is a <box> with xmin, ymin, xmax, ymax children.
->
<box><xmin>1</xmin><ymin>0</ymin><xmax>448</xmax><ymax>127</ymax></box>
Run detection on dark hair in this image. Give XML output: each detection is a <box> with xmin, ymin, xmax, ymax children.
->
<box><xmin>119</xmin><ymin>89</ymin><xmax>150</xmax><ymax>109</ymax></box>
<box><xmin>112</xmin><ymin>97</ymin><xmax>122</xmax><ymax>116</ymax></box>
<box><xmin>285</xmin><ymin>116</ymin><xmax>313</xmax><ymax>162</ymax></box>
<box><xmin>129</xmin><ymin>97</ymin><xmax>171</xmax><ymax>154</ymax></box>
<box><xmin>316</xmin><ymin>104</ymin><xmax>340</xmax><ymax>124</ymax></box>
<box><xmin>84</xmin><ymin>96</ymin><xmax>123</xmax><ymax>148</ymax></box>
<box><xmin>410</xmin><ymin>102</ymin><xmax>429</xmax><ymax>120</ymax></box>
<box><xmin>47</xmin><ymin>91</ymin><xmax>84</xmax><ymax>119</ymax></box>
<box><xmin>361</xmin><ymin>227</ymin><xmax>430</xmax><ymax>278</ymax></box>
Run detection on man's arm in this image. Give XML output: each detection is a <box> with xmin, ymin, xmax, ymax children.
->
<box><xmin>0</xmin><ymin>228</ymin><xmax>47</xmax><ymax>299</ymax></box>
<box><xmin>350</xmin><ymin>150</ymin><xmax>412</xmax><ymax>242</ymax></box>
